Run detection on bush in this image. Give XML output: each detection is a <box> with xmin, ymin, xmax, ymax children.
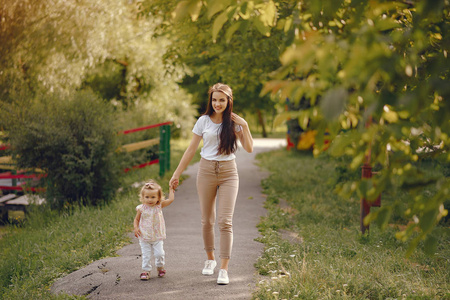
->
<box><xmin>4</xmin><ymin>90</ymin><xmax>121</xmax><ymax>208</ymax></box>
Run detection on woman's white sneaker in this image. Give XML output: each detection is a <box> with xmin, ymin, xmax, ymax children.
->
<box><xmin>217</xmin><ymin>269</ymin><xmax>229</xmax><ymax>285</ymax></box>
<box><xmin>202</xmin><ymin>260</ymin><xmax>217</xmax><ymax>275</ymax></box>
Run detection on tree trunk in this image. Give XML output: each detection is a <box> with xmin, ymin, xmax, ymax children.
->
<box><xmin>256</xmin><ymin>108</ymin><xmax>267</xmax><ymax>138</ymax></box>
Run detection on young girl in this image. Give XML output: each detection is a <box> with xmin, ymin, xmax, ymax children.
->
<box><xmin>170</xmin><ymin>83</ymin><xmax>253</xmax><ymax>285</ymax></box>
<box><xmin>134</xmin><ymin>180</ymin><xmax>174</xmax><ymax>280</ymax></box>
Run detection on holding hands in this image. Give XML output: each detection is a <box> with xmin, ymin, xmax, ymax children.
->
<box><xmin>169</xmin><ymin>177</ymin><xmax>179</xmax><ymax>190</ymax></box>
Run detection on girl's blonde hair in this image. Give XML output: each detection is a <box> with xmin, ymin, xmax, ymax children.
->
<box><xmin>139</xmin><ymin>180</ymin><xmax>163</xmax><ymax>205</ymax></box>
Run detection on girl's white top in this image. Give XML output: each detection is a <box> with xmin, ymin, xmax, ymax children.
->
<box><xmin>192</xmin><ymin>115</ymin><xmax>242</xmax><ymax>161</ymax></box>
<box><xmin>136</xmin><ymin>204</ymin><xmax>166</xmax><ymax>242</ymax></box>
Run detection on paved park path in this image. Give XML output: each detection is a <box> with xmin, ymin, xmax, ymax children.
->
<box><xmin>52</xmin><ymin>138</ymin><xmax>286</xmax><ymax>300</ymax></box>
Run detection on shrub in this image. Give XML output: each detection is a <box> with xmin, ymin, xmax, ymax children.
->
<box><xmin>4</xmin><ymin>90</ymin><xmax>121</xmax><ymax>208</ymax></box>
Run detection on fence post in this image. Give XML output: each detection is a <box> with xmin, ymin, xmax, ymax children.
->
<box><xmin>159</xmin><ymin>124</ymin><xmax>171</xmax><ymax>177</ymax></box>
<box><xmin>12</xmin><ymin>169</ymin><xmax>17</xmax><ymax>194</ymax></box>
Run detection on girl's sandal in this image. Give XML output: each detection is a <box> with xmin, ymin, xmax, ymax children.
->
<box><xmin>157</xmin><ymin>269</ymin><xmax>166</xmax><ymax>277</ymax></box>
<box><xmin>140</xmin><ymin>272</ymin><xmax>150</xmax><ymax>280</ymax></box>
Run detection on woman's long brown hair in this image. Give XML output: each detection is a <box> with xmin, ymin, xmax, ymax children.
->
<box><xmin>204</xmin><ymin>83</ymin><xmax>237</xmax><ymax>155</ymax></box>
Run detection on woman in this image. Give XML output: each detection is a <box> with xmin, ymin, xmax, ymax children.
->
<box><xmin>169</xmin><ymin>83</ymin><xmax>253</xmax><ymax>285</ymax></box>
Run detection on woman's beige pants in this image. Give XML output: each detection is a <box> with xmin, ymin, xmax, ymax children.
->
<box><xmin>196</xmin><ymin>158</ymin><xmax>239</xmax><ymax>259</ymax></box>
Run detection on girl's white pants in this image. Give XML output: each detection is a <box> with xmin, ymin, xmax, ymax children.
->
<box><xmin>139</xmin><ymin>239</ymin><xmax>165</xmax><ymax>271</ymax></box>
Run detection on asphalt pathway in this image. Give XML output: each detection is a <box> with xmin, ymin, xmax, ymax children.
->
<box><xmin>52</xmin><ymin>138</ymin><xmax>286</xmax><ymax>300</ymax></box>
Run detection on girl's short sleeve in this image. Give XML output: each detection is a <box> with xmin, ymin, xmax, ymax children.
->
<box><xmin>136</xmin><ymin>204</ymin><xmax>143</xmax><ymax>212</ymax></box>
<box><xmin>192</xmin><ymin>116</ymin><xmax>205</xmax><ymax>136</ymax></box>
<box><xmin>235</xmin><ymin>124</ymin><xmax>242</xmax><ymax>132</ymax></box>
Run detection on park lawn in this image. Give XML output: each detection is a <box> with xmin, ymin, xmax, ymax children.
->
<box><xmin>254</xmin><ymin>149</ymin><xmax>450</xmax><ymax>300</ymax></box>
<box><xmin>0</xmin><ymin>139</ymin><xmax>200</xmax><ymax>300</ymax></box>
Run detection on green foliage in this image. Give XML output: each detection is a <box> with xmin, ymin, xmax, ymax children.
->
<box><xmin>82</xmin><ymin>60</ymin><xmax>127</xmax><ymax>102</ymax></box>
<box><xmin>0</xmin><ymin>0</ymin><xmax>124</xmax><ymax>99</ymax></box>
<box><xmin>3</xmin><ymin>91</ymin><xmax>120</xmax><ymax>208</ymax></box>
<box><xmin>0</xmin><ymin>0</ymin><xmax>196</xmax><ymax>137</ymax></box>
<box><xmin>0</xmin><ymin>0</ymin><xmax>197</xmax><ymax>208</ymax></box>
<box><xmin>190</xmin><ymin>0</ymin><xmax>450</xmax><ymax>252</ymax></box>
<box><xmin>145</xmin><ymin>0</ymin><xmax>281</xmax><ymax>135</ymax></box>
<box><xmin>254</xmin><ymin>149</ymin><xmax>450</xmax><ymax>299</ymax></box>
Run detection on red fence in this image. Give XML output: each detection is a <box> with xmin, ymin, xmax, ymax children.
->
<box><xmin>119</xmin><ymin>122</ymin><xmax>171</xmax><ymax>176</ymax></box>
<box><xmin>118</xmin><ymin>122</ymin><xmax>172</xmax><ymax>135</ymax></box>
<box><xmin>0</xmin><ymin>171</ymin><xmax>45</xmax><ymax>192</ymax></box>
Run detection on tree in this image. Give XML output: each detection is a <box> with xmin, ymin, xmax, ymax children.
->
<box><xmin>0</xmin><ymin>0</ymin><xmax>198</xmax><ymax>207</ymax></box>
<box><xmin>181</xmin><ymin>0</ymin><xmax>450</xmax><ymax>255</ymax></box>
<box><xmin>143</xmin><ymin>0</ymin><xmax>285</xmax><ymax>135</ymax></box>
<box><xmin>0</xmin><ymin>0</ymin><xmax>196</xmax><ymax>134</ymax></box>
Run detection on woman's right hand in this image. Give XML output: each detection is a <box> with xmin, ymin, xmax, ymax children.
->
<box><xmin>134</xmin><ymin>227</ymin><xmax>141</xmax><ymax>238</ymax></box>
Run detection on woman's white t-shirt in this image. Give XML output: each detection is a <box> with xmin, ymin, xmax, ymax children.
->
<box><xmin>192</xmin><ymin>115</ymin><xmax>242</xmax><ymax>161</ymax></box>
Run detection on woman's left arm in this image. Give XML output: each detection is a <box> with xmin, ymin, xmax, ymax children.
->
<box><xmin>232</xmin><ymin>113</ymin><xmax>253</xmax><ymax>153</ymax></box>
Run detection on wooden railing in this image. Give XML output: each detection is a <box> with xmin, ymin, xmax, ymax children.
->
<box><xmin>118</xmin><ymin>121</ymin><xmax>171</xmax><ymax>176</ymax></box>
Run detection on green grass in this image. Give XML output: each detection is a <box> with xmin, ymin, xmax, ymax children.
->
<box><xmin>0</xmin><ymin>139</ymin><xmax>201</xmax><ymax>300</ymax></box>
<box><xmin>253</xmin><ymin>149</ymin><xmax>450</xmax><ymax>300</ymax></box>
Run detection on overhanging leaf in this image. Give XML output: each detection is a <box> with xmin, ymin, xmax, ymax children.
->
<box><xmin>419</xmin><ymin>209</ymin><xmax>438</xmax><ymax>233</ymax></box>
<box><xmin>423</xmin><ymin>234</ymin><xmax>438</xmax><ymax>256</ymax></box>
<box><xmin>328</xmin><ymin>131</ymin><xmax>361</xmax><ymax>157</ymax></box>
<box><xmin>225</xmin><ymin>21</ymin><xmax>242</xmax><ymax>43</ymax></box>
<box><xmin>274</xmin><ymin>111</ymin><xmax>304</xmax><ymax>127</ymax></box>
<box><xmin>212</xmin><ymin>10</ymin><xmax>229</xmax><ymax>42</ymax></box>
<box><xmin>253</xmin><ymin>16</ymin><xmax>271</xmax><ymax>37</ymax></box>
<box><xmin>259</xmin><ymin>0</ymin><xmax>277</xmax><ymax>27</ymax></box>
<box><xmin>298</xmin><ymin>110</ymin><xmax>310</xmax><ymax>130</ymax></box>
<box><xmin>376</xmin><ymin>18</ymin><xmax>401</xmax><ymax>31</ymax></box>
<box><xmin>357</xmin><ymin>179</ymin><xmax>373</xmax><ymax>199</ymax></box>
<box><xmin>374</xmin><ymin>206</ymin><xmax>392</xmax><ymax>230</ymax></box>
<box><xmin>188</xmin><ymin>0</ymin><xmax>203</xmax><ymax>22</ymax></box>
<box><xmin>207</xmin><ymin>0</ymin><xmax>231</xmax><ymax>19</ymax></box>
<box><xmin>172</xmin><ymin>1</ymin><xmax>190</xmax><ymax>21</ymax></box>
<box><xmin>273</xmin><ymin>111</ymin><xmax>292</xmax><ymax>127</ymax></box>
<box><xmin>406</xmin><ymin>234</ymin><xmax>422</xmax><ymax>258</ymax></box>
<box><xmin>284</xmin><ymin>17</ymin><xmax>293</xmax><ymax>33</ymax></box>
<box><xmin>350</xmin><ymin>152</ymin><xmax>365</xmax><ymax>169</ymax></box>
<box><xmin>261</xmin><ymin>80</ymin><xmax>285</xmax><ymax>96</ymax></box>
<box><xmin>320</xmin><ymin>87</ymin><xmax>348</xmax><ymax>120</ymax></box>
<box><xmin>363</xmin><ymin>210</ymin><xmax>379</xmax><ymax>226</ymax></box>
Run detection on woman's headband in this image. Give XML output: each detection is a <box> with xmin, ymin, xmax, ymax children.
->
<box><xmin>211</xmin><ymin>88</ymin><xmax>232</xmax><ymax>100</ymax></box>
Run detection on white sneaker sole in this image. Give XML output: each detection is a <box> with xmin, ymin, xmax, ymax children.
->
<box><xmin>202</xmin><ymin>270</ymin><xmax>214</xmax><ymax>275</ymax></box>
<box><xmin>217</xmin><ymin>269</ymin><xmax>229</xmax><ymax>284</ymax></box>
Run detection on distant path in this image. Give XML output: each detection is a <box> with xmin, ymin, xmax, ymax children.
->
<box><xmin>52</xmin><ymin>138</ymin><xmax>286</xmax><ymax>299</ymax></box>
